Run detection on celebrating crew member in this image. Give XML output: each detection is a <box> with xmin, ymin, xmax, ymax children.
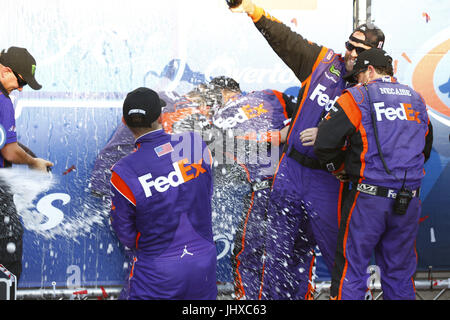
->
<box><xmin>109</xmin><ymin>87</ymin><xmax>217</xmax><ymax>300</ymax></box>
<box><xmin>209</xmin><ymin>76</ymin><xmax>295</xmax><ymax>300</ymax></box>
<box><xmin>314</xmin><ymin>48</ymin><xmax>433</xmax><ymax>300</ymax></box>
<box><xmin>228</xmin><ymin>0</ymin><xmax>386</xmax><ymax>299</ymax></box>
<box><xmin>90</xmin><ymin>85</ymin><xmax>215</xmax><ymax>198</ymax></box>
<box><xmin>0</xmin><ymin>47</ymin><xmax>53</xmax><ymax>282</ymax></box>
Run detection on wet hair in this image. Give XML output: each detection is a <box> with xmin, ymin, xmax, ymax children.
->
<box><xmin>209</xmin><ymin>76</ymin><xmax>241</xmax><ymax>92</ymax></box>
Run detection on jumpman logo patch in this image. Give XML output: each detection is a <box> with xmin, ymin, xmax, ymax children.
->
<box><xmin>180</xmin><ymin>245</ymin><xmax>194</xmax><ymax>258</ymax></box>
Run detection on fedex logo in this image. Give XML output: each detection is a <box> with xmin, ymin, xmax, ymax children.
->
<box><xmin>310</xmin><ymin>84</ymin><xmax>339</xmax><ymax>112</ymax></box>
<box><xmin>138</xmin><ymin>158</ymin><xmax>206</xmax><ymax>197</ymax></box>
<box><xmin>374</xmin><ymin>102</ymin><xmax>421</xmax><ymax>123</ymax></box>
<box><xmin>213</xmin><ymin>104</ymin><xmax>268</xmax><ymax>129</ymax></box>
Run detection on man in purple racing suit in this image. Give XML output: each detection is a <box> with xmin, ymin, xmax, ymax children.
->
<box><xmin>210</xmin><ymin>77</ymin><xmax>295</xmax><ymax>300</ymax></box>
<box><xmin>109</xmin><ymin>87</ymin><xmax>217</xmax><ymax>300</ymax></box>
<box><xmin>229</xmin><ymin>0</ymin><xmax>386</xmax><ymax>299</ymax></box>
<box><xmin>314</xmin><ymin>49</ymin><xmax>433</xmax><ymax>299</ymax></box>
<box><xmin>0</xmin><ymin>47</ymin><xmax>53</xmax><ymax>281</ymax></box>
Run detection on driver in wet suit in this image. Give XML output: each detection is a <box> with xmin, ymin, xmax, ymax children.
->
<box><xmin>209</xmin><ymin>76</ymin><xmax>295</xmax><ymax>300</ymax></box>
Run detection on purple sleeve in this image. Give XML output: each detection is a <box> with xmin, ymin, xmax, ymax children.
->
<box><xmin>110</xmin><ymin>172</ymin><xmax>138</xmax><ymax>249</ymax></box>
<box><xmin>0</xmin><ymin>99</ymin><xmax>17</xmax><ymax>145</ymax></box>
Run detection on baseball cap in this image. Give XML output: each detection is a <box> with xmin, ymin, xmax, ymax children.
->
<box><xmin>0</xmin><ymin>47</ymin><xmax>42</xmax><ymax>90</ymax></box>
<box><xmin>123</xmin><ymin>87</ymin><xmax>167</xmax><ymax>127</ymax></box>
<box><xmin>209</xmin><ymin>76</ymin><xmax>241</xmax><ymax>92</ymax></box>
<box><xmin>351</xmin><ymin>23</ymin><xmax>385</xmax><ymax>49</ymax></box>
<box><xmin>343</xmin><ymin>48</ymin><xmax>393</xmax><ymax>82</ymax></box>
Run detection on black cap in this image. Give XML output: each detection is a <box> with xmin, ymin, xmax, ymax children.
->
<box><xmin>209</xmin><ymin>76</ymin><xmax>240</xmax><ymax>92</ymax></box>
<box><xmin>352</xmin><ymin>23</ymin><xmax>385</xmax><ymax>49</ymax></box>
<box><xmin>0</xmin><ymin>47</ymin><xmax>42</xmax><ymax>90</ymax></box>
<box><xmin>123</xmin><ymin>87</ymin><xmax>167</xmax><ymax>128</ymax></box>
<box><xmin>343</xmin><ymin>48</ymin><xmax>393</xmax><ymax>82</ymax></box>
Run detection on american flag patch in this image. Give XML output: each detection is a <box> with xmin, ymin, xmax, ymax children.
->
<box><xmin>154</xmin><ymin>142</ymin><xmax>174</xmax><ymax>157</ymax></box>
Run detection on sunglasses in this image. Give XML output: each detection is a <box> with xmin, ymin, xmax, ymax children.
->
<box><xmin>345</xmin><ymin>41</ymin><xmax>367</xmax><ymax>55</ymax></box>
<box><xmin>12</xmin><ymin>70</ymin><xmax>27</xmax><ymax>88</ymax></box>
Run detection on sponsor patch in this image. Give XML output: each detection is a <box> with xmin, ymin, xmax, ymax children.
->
<box><xmin>326</xmin><ymin>163</ymin><xmax>336</xmax><ymax>172</ymax></box>
<box><xmin>329</xmin><ymin>64</ymin><xmax>341</xmax><ymax>77</ymax></box>
<box><xmin>326</xmin><ymin>49</ymin><xmax>335</xmax><ymax>61</ymax></box>
<box><xmin>154</xmin><ymin>142</ymin><xmax>174</xmax><ymax>157</ymax></box>
<box><xmin>138</xmin><ymin>158</ymin><xmax>207</xmax><ymax>198</ymax></box>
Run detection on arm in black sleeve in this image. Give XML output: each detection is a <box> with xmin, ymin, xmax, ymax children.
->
<box><xmin>423</xmin><ymin>120</ymin><xmax>433</xmax><ymax>163</ymax></box>
<box><xmin>254</xmin><ymin>13</ymin><xmax>323</xmax><ymax>83</ymax></box>
<box><xmin>314</xmin><ymin>101</ymin><xmax>358</xmax><ymax>172</ymax></box>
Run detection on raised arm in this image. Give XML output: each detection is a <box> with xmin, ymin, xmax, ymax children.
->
<box><xmin>230</xmin><ymin>0</ymin><xmax>323</xmax><ymax>82</ymax></box>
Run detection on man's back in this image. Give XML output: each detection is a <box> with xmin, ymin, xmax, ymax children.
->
<box><xmin>110</xmin><ymin>129</ymin><xmax>217</xmax><ymax>300</ymax></box>
<box><xmin>343</xmin><ymin>77</ymin><xmax>430</xmax><ymax>188</ymax></box>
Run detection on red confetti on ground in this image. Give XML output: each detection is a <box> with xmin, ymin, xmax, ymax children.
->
<box><xmin>97</xmin><ymin>286</ymin><xmax>109</xmax><ymax>300</ymax></box>
<box><xmin>73</xmin><ymin>290</ymin><xmax>88</xmax><ymax>295</ymax></box>
<box><xmin>101</xmin><ymin>286</ymin><xmax>109</xmax><ymax>298</ymax></box>
<box><xmin>422</xmin><ymin>12</ymin><xmax>430</xmax><ymax>23</ymax></box>
<box><xmin>419</xmin><ymin>215</ymin><xmax>429</xmax><ymax>224</ymax></box>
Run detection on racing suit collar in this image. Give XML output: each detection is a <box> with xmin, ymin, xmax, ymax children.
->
<box><xmin>135</xmin><ymin>128</ymin><xmax>165</xmax><ymax>145</ymax></box>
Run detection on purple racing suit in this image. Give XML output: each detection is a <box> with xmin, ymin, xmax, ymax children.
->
<box><xmin>315</xmin><ymin>77</ymin><xmax>433</xmax><ymax>300</ymax></box>
<box><xmin>246</xmin><ymin>6</ymin><xmax>351</xmax><ymax>300</ymax></box>
<box><xmin>0</xmin><ymin>86</ymin><xmax>25</xmax><ymax>281</ymax></box>
<box><xmin>90</xmin><ymin>91</ymin><xmax>182</xmax><ymax>197</ymax></box>
<box><xmin>110</xmin><ymin>129</ymin><xmax>217</xmax><ymax>300</ymax></box>
<box><xmin>211</xmin><ymin>89</ymin><xmax>293</xmax><ymax>300</ymax></box>
<box><xmin>263</xmin><ymin>52</ymin><xmax>348</xmax><ymax>300</ymax></box>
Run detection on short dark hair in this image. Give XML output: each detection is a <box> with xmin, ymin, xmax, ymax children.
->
<box><xmin>374</xmin><ymin>65</ymin><xmax>394</xmax><ymax>77</ymax></box>
<box><xmin>374</xmin><ymin>52</ymin><xmax>394</xmax><ymax>76</ymax></box>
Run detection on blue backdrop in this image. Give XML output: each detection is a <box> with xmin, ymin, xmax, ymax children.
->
<box><xmin>2</xmin><ymin>0</ymin><xmax>448</xmax><ymax>290</ymax></box>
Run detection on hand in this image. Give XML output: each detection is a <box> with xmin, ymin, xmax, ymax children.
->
<box><xmin>29</xmin><ymin>158</ymin><xmax>54</xmax><ymax>173</ymax></box>
<box><xmin>299</xmin><ymin>127</ymin><xmax>318</xmax><ymax>147</ymax></box>
<box><xmin>280</xmin><ymin>126</ymin><xmax>290</xmax><ymax>144</ymax></box>
<box><xmin>229</xmin><ymin>0</ymin><xmax>256</xmax><ymax>15</ymax></box>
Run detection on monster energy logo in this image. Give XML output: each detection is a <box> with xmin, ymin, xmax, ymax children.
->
<box><xmin>329</xmin><ymin>65</ymin><xmax>341</xmax><ymax>77</ymax></box>
<box><xmin>31</xmin><ymin>64</ymin><xmax>36</xmax><ymax>76</ymax></box>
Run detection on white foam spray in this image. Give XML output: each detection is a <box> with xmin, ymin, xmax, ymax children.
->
<box><xmin>0</xmin><ymin>168</ymin><xmax>107</xmax><ymax>241</ymax></box>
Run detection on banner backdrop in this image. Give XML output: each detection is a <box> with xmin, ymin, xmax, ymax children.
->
<box><xmin>1</xmin><ymin>0</ymin><xmax>448</xmax><ymax>292</ymax></box>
